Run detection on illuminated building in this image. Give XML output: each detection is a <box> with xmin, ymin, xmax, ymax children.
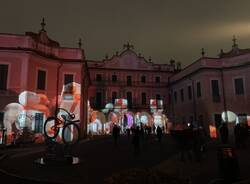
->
<box><xmin>87</xmin><ymin>42</ymin><xmax>174</xmax><ymax>112</ymax></box>
<box><xmin>2</xmin><ymin>20</ymin><xmax>249</xmax><ymax>139</ymax></box>
<box><xmin>0</xmin><ymin>19</ymin><xmax>89</xmax><ymax>141</ymax></box>
<box><xmin>169</xmin><ymin>37</ymin><xmax>250</xmax><ymax>134</ymax></box>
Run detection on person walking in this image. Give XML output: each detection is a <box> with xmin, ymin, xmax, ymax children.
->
<box><xmin>132</xmin><ymin>126</ymin><xmax>140</xmax><ymax>156</ymax></box>
<box><xmin>234</xmin><ymin>123</ymin><xmax>241</xmax><ymax>148</ymax></box>
<box><xmin>219</xmin><ymin>123</ymin><xmax>229</xmax><ymax>144</ymax></box>
<box><xmin>156</xmin><ymin>126</ymin><xmax>163</xmax><ymax>143</ymax></box>
<box><xmin>112</xmin><ymin>124</ymin><xmax>120</xmax><ymax>147</ymax></box>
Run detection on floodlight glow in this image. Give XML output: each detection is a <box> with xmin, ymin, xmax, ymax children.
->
<box><xmin>221</xmin><ymin>111</ymin><xmax>237</xmax><ymax>123</ymax></box>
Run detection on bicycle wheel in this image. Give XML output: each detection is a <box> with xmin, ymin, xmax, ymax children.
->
<box><xmin>44</xmin><ymin>117</ymin><xmax>60</xmax><ymax>139</ymax></box>
<box><xmin>62</xmin><ymin>122</ymin><xmax>80</xmax><ymax>145</ymax></box>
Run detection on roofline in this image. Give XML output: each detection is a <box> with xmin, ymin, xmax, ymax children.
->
<box><xmin>0</xmin><ymin>47</ymin><xmax>83</xmax><ymax>62</ymax></box>
<box><xmin>169</xmin><ymin>61</ymin><xmax>250</xmax><ymax>85</ymax></box>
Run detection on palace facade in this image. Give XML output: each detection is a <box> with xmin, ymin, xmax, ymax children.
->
<box><xmin>0</xmin><ymin>20</ymin><xmax>89</xmax><ymax>141</ymax></box>
<box><xmin>87</xmin><ymin>43</ymin><xmax>174</xmax><ymax>112</ymax></box>
<box><xmin>0</xmin><ymin>20</ymin><xmax>249</xmax><ymax>140</ymax></box>
<box><xmin>169</xmin><ymin>39</ymin><xmax>250</xmax><ymax>135</ymax></box>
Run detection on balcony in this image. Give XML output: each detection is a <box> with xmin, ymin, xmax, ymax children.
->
<box><xmin>92</xmin><ymin>80</ymin><xmax>168</xmax><ymax>88</ymax></box>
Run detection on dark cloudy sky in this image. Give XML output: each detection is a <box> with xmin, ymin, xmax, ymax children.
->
<box><xmin>1</xmin><ymin>0</ymin><xmax>250</xmax><ymax>66</ymax></box>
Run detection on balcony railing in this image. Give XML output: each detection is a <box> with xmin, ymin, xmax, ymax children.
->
<box><xmin>92</xmin><ymin>80</ymin><xmax>168</xmax><ymax>87</ymax></box>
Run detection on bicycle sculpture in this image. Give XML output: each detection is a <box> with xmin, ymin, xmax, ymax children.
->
<box><xmin>35</xmin><ymin>108</ymin><xmax>80</xmax><ymax>165</ymax></box>
<box><xmin>44</xmin><ymin>108</ymin><xmax>80</xmax><ymax>144</ymax></box>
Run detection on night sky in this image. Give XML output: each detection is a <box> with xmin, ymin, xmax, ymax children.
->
<box><xmin>1</xmin><ymin>0</ymin><xmax>250</xmax><ymax>66</ymax></box>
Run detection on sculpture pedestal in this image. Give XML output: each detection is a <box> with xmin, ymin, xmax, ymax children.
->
<box><xmin>35</xmin><ymin>139</ymin><xmax>80</xmax><ymax>166</ymax></box>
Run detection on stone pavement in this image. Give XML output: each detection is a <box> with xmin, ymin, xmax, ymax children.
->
<box><xmin>154</xmin><ymin>139</ymin><xmax>250</xmax><ymax>184</ymax></box>
<box><xmin>0</xmin><ymin>135</ymin><xmax>249</xmax><ymax>184</ymax></box>
<box><xmin>0</xmin><ymin>135</ymin><xmax>179</xmax><ymax>184</ymax></box>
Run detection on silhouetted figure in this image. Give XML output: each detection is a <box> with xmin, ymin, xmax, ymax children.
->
<box><xmin>219</xmin><ymin>123</ymin><xmax>229</xmax><ymax>144</ymax></box>
<box><xmin>11</xmin><ymin>121</ymin><xmax>19</xmax><ymax>145</ymax></box>
<box><xmin>112</xmin><ymin>124</ymin><xmax>120</xmax><ymax>147</ymax></box>
<box><xmin>140</xmin><ymin>123</ymin><xmax>145</xmax><ymax>141</ymax></box>
<box><xmin>153</xmin><ymin>125</ymin><xmax>156</xmax><ymax>134</ymax></box>
<box><xmin>234</xmin><ymin>123</ymin><xmax>242</xmax><ymax>148</ymax></box>
<box><xmin>156</xmin><ymin>126</ymin><xmax>163</xmax><ymax>143</ymax></box>
<box><xmin>146</xmin><ymin>126</ymin><xmax>152</xmax><ymax>135</ymax></box>
<box><xmin>173</xmin><ymin>129</ymin><xmax>193</xmax><ymax>162</ymax></box>
<box><xmin>126</xmin><ymin>128</ymin><xmax>131</xmax><ymax>139</ymax></box>
<box><xmin>193</xmin><ymin>127</ymin><xmax>205</xmax><ymax>162</ymax></box>
<box><xmin>123</xmin><ymin>114</ymin><xmax>128</xmax><ymax>129</ymax></box>
<box><xmin>241</xmin><ymin>123</ymin><xmax>249</xmax><ymax>148</ymax></box>
<box><xmin>132</xmin><ymin>126</ymin><xmax>140</xmax><ymax>155</ymax></box>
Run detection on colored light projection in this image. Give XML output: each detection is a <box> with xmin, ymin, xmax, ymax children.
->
<box><xmin>221</xmin><ymin>111</ymin><xmax>237</xmax><ymax>123</ymax></box>
<box><xmin>124</xmin><ymin>112</ymin><xmax>134</xmax><ymax>128</ymax></box>
<box><xmin>150</xmin><ymin>99</ymin><xmax>163</xmax><ymax>113</ymax></box>
<box><xmin>114</xmin><ymin>99</ymin><xmax>127</xmax><ymax>113</ymax></box>
<box><xmin>209</xmin><ymin>125</ymin><xmax>217</xmax><ymax>138</ymax></box>
<box><xmin>88</xmin><ymin>110</ymin><xmax>105</xmax><ymax>134</ymax></box>
<box><xmin>2</xmin><ymin>82</ymin><xmax>83</xmax><ymax>144</ymax></box>
<box><xmin>60</xmin><ymin>82</ymin><xmax>81</xmax><ymax>120</ymax></box>
<box><xmin>135</xmin><ymin>112</ymin><xmax>153</xmax><ymax>126</ymax></box>
<box><xmin>3</xmin><ymin>91</ymin><xmax>50</xmax><ymax>144</ymax></box>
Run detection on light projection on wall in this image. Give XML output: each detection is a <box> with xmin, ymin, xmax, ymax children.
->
<box><xmin>114</xmin><ymin>99</ymin><xmax>127</xmax><ymax>113</ymax></box>
<box><xmin>3</xmin><ymin>91</ymin><xmax>50</xmax><ymax>144</ymax></box>
<box><xmin>221</xmin><ymin>111</ymin><xmax>237</xmax><ymax>123</ymax></box>
<box><xmin>2</xmin><ymin>82</ymin><xmax>83</xmax><ymax>144</ymax></box>
<box><xmin>150</xmin><ymin>99</ymin><xmax>163</xmax><ymax>113</ymax></box>
<box><xmin>60</xmin><ymin>82</ymin><xmax>81</xmax><ymax>120</ymax></box>
<box><xmin>209</xmin><ymin>125</ymin><xmax>217</xmax><ymax>138</ymax></box>
<box><xmin>88</xmin><ymin>110</ymin><xmax>104</xmax><ymax>134</ymax></box>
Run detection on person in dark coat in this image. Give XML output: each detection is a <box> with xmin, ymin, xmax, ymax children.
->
<box><xmin>156</xmin><ymin>126</ymin><xmax>163</xmax><ymax>143</ymax></box>
<box><xmin>219</xmin><ymin>123</ymin><xmax>229</xmax><ymax>144</ymax></box>
<box><xmin>112</xmin><ymin>124</ymin><xmax>120</xmax><ymax>147</ymax></box>
<box><xmin>132</xmin><ymin>126</ymin><xmax>140</xmax><ymax>155</ymax></box>
<box><xmin>234</xmin><ymin>123</ymin><xmax>242</xmax><ymax>148</ymax></box>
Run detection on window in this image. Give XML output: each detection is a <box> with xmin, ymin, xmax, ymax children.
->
<box><xmin>234</xmin><ymin>78</ymin><xmax>244</xmax><ymax>95</ymax></box>
<box><xmin>0</xmin><ymin>65</ymin><xmax>8</xmax><ymax>90</ymax></box>
<box><xmin>196</xmin><ymin>82</ymin><xmax>201</xmax><ymax>97</ymax></box>
<box><xmin>155</xmin><ymin>76</ymin><xmax>160</xmax><ymax>83</ymax></box>
<box><xmin>127</xmin><ymin>92</ymin><xmax>132</xmax><ymax>108</ymax></box>
<box><xmin>112</xmin><ymin>91</ymin><xmax>117</xmax><ymax>104</ymax></box>
<box><xmin>211</xmin><ymin>80</ymin><xmax>220</xmax><ymax>102</ymax></box>
<box><xmin>188</xmin><ymin>86</ymin><xmax>192</xmax><ymax>100</ymax></box>
<box><xmin>37</xmin><ymin>70</ymin><xmax>46</xmax><ymax>90</ymax></box>
<box><xmin>96</xmin><ymin>74</ymin><xmax>102</xmax><ymax>82</ymax></box>
<box><xmin>112</xmin><ymin>75</ymin><xmax>117</xmax><ymax>82</ymax></box>
<box><xmin>174</xmin><ymin>91</ymin><xmax>177</xmax><ymax>103</ymax></box>
<box><xmin>64</xmin><ymin>74</ymin><xmax>74</xmax><ymax>85</ymax></box>
<box><xmin>180</xmin><ymin>89</ymin><xmax>184</xmax><ymax>102</ymax></box>
<box><xmin>96</xmin><ymin>92</ymin><xmax>102</xmax><ymax>109</ymax></box>
<box><xmin>141</xmin><ymin>92</ymin><xmax>146</xmax><ymax>105</ymax></box>
<box><xmin>127</xmin><ymin>76</ymin><xmax>132</xmax><ymax>86</ymax></box>
<box><xmin>34</xmin><ymin>113</ymin><xmax>44</xmax><ymax>133</ymax></box>
<box><xmin>141</xmin><ymin>76</ymin><xmax>146</xmax><ymax>83</ymax></box>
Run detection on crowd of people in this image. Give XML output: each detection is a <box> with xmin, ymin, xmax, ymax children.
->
<box><xmin>170</xmin><ymin>124</ymin><xmax>207</xmax><ymax>162</ymax></box>
<box><xmin>111</xmin><ymin>123</ymin><xmax>164</xmax><ymax>155</ymax></box>
<box><xmin>219</xmin><ymin>122</ymin><xmax>249</xmax><ymax>148</ymax></box>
